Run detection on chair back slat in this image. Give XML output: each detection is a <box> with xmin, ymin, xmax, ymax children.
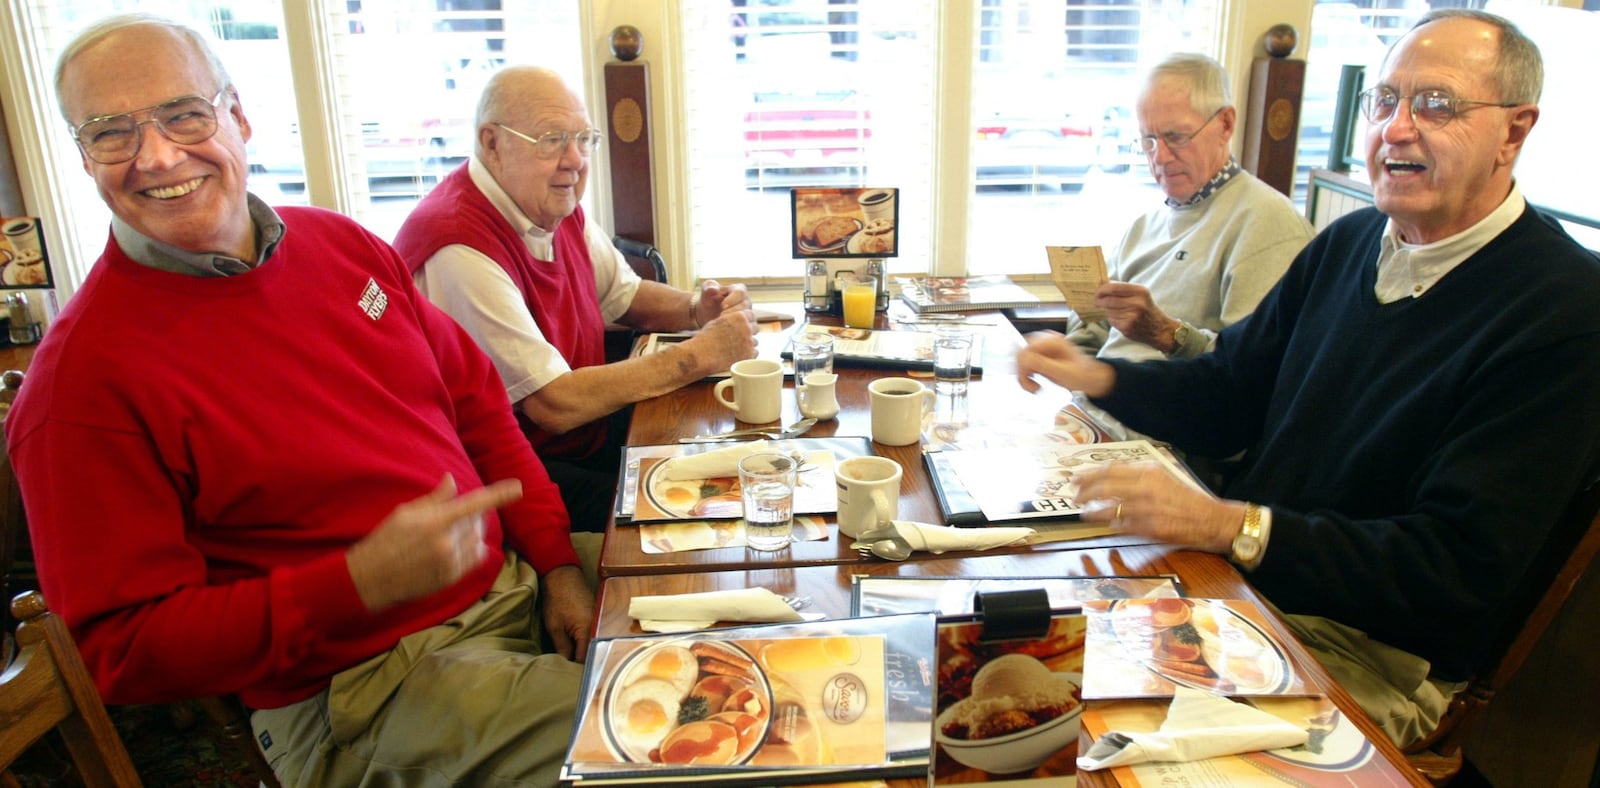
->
<box><xmin>2</xmin><ymin>590</ymin><xmax>143</xmax><ymax>787</ymax></box>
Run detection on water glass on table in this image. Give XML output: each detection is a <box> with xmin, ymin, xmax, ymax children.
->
<box><xmin>792</xmin><ymin>329</ymin><xmax>834</xmax><ymax>399</ymax></box>
<box><xmin>933</xmin><ymin>325</ymin><xmax>975</xmax><ymax>395</ymax></box>
<box><xmin>738</xmin><ymin>452</ymin><xmax>797</xmax><ymax>552</ymax></box>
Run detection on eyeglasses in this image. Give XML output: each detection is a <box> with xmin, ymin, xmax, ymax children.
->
<box><xmin>494</xmin><ymin>123</ymin><xmax>603</xmax><ymax>159</ymax></box>
<box><xmin>1358</xmin><ymin>87</ymin><xmax>1520</xmax><ymax>130</ymax></box>
<box><xmin>1136</xmin><ymin>107</ymin><xmax>1224</xmax><ymax>155</ymax></box>
<box><xmin>71</xmin><ymin>89</ymin><xmax>228</xmax><ymax>164</ymax></box>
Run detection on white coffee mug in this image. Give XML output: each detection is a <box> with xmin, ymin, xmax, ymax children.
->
<box><xmin>713</xmin><ymin>358</ymin><xmax>783</xmax><ymax>423</ymax></box>
<box><xmin>869</xmin><ymin>377</ymin><xmax>934</xmax><ymax>446</ymax></box>
<box><xmin>835</xmin><ymin>455</ymin><xmax>902</xmax><ymax>538</ymax></box>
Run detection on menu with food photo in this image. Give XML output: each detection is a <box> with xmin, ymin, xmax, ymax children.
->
<box><xmin>851</xmin><ymin>575</ymin><xmax>1181</xmax><ymax>618</ymax></box>
<box><xmin>928</xmin><ymin>439</ymin><xmax>1203</xmax><ymax>525</ymax></box>
<box><xmin>790</xmin><ymin>187</ymin><xmax>898</xmax><ymax>259</ymax></box>
<box><xmin>1079</xmin><ymin>694</ymin><xmax>1416</xmax><ymax>786</ymax></box>
<box><xmin>0</xmin><ymin>216</ymin><xmax>52</xmax><ymax>289</ymax></box>
<box><xmin>1081</xmin><ymin>598</ymin><xmax>1315</xmax><ymax>700</ymax></box>
<box><xmin>780</xmin><ymin>324</ymin><xmax>983</xmax><ymax>373</ymax></box>
<box><xmin>561</xmin><ymin>614</ymin><xmax>938</xmax><ymax>785</ymax></box>
<box><xmin>933</xmin><ymin>609</ymin><xmax>1088</xmax><ymax>785</ymax></box>
<box><xmin>613</xmin><ymin>437</ymin><xmax>875</xmax><ymax>524</ymax></box>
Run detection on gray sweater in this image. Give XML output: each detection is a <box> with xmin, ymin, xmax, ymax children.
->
<box><xmin>1069</xmin><ymin>170</ymin><xmax>1313</xmax><ymax>362</ymax></box>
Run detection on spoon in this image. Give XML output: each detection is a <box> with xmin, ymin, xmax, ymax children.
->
<box><xmin>852</xmin><ymin>523</ymin><xmax>913</xmax><ymax>561</ymax></box>
<box><xmin>863</xmin><ymin>537</ymin><xmax>912</xmax><ymax>561</ymax></box>
<box><xmin>680</xmin><ymin>417</ymin><xmax>817</xmax><ymax>443</ymax></box>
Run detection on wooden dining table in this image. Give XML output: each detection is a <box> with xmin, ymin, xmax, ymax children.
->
<box><xmin>600</xmin><ymin>302</ymin><xmax>1153</xmax><ymax>577</ymax></box>
<box><xmin>590</xmin><ymin>303</ymin><xmax>1427</xmax><ymax>786</ymax></box>
<box><xmin>590</xmin><ymin>547</ymin><xmax>1428</xmax><ymax>786</ymax></box>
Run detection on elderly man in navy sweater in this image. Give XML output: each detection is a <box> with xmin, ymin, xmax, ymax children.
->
<box><xmin>1017</xmin><ymin>9</ymin><xmax>1600</xmax><ymax>748</ymax></box>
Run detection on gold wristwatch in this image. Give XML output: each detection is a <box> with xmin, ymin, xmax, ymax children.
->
<box><xmin>1230</xmin><ymin>503</ymin><xmax>1264</xmax><ymax>566</ymax></box>
<box><xmin>1166</xmin><ymin>322</ymin><xmax>1193</xmax><ymax>357</ymax></box>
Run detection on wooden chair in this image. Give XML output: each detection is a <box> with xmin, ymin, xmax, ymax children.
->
<box><xmin>1</xmin><ymin>590</ymin><xmax>142</xmax><ymax>787</ymax></box>
<box><xmin>1403</xmin><ymin>481</ymin><xmax>1600</xmax><ymax>784</ymax></box>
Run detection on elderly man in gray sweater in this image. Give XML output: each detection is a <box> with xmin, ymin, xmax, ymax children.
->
<box><xmin>1067</xmin><ymin>53</ymin><xmax>1313</xmax><ymax>442</ymax></box>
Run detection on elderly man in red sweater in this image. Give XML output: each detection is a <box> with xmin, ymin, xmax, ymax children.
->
<box><xmin>9</xmin><ymin>13</ymin><xmax>599</xmax><ymax>786</ymax></box>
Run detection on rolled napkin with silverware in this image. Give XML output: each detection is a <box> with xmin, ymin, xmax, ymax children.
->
<box><xmin>884</xmin><ymin>520</ymin><xmax>1034</xmax><ymax>554</ymax></box>
<box><xmin>629</xmin><ymin>587</ymin><xmax>805</xmax><ymax>633</ymax></box>
<box><xmin>1077</xmin><ymin>686</ymin><xmax>1309</xmax><ymax>771</ymax></box>
<box><xmin>660</xmin><ymin>440</ymin><xmax>771</xmax><ymax>481</ymax></box>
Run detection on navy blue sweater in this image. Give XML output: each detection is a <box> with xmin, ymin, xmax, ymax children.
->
<box><xmin>1100</xmin><ymin>206</ymin><xmax>1600</xmax><ymax>680</ymax></box>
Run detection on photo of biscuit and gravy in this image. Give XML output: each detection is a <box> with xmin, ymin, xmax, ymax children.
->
<box><xmin>933</xmin><ymin>616</ymin><xmax>1086</xmax><ymax>776</ymax></box>
<box><xmin>791</xmin><ymin>188</ymin><xmax>897</xmax><ymax>257</ymax></box>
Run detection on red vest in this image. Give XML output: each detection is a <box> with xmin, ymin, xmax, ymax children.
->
<box><xmin>394</xmin><ymin>165</ymin><xmax>607</xmax><ymax>459</ymax></box>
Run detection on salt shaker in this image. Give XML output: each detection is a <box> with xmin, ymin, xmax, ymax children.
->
<box><xmin>6</xmin><ymin>292</ymin><xmax>39</xmax><ymax>345</ymax></box>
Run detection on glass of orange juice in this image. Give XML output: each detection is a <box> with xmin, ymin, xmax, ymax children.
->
<box><xmin>842</xmin><ymin>276</ymin><xmax>877</xmax><ymax>329</ymax></box>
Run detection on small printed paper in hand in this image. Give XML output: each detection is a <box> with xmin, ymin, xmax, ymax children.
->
<box><xmin>638</xmin><ymin>515</ymin><xmax>829</xmax><ymax>554</ymax></box>
<box><xmin>1046</xmin><ymin>246</ymin><xmax>1109</xmax><ymax>322</ymax></box>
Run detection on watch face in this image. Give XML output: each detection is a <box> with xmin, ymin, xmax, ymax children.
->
<box><xmin>1232</xmin><ymin>533</ymin><xmax>1262</xmax><ymax>563</ymax></box>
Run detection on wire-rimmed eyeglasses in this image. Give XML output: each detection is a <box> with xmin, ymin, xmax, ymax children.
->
<box><xmin>71</xmin><ymin>89</ymin><xmax>228</xmax><ymax>164</ymax></box>
<box><xmin>494</xmin><ymin>123</ymin><xmax>603</xmax><ymax>159</ymax></box>
<box><xmin>1135</xmin><ymin>107</ymin><xmax>1224</xmax><ymax>155</ymax></box>
<box><xmin>1358</xmin><ymin>87</ymin><xmax>1520</xmax><ymax>130</ymax></box>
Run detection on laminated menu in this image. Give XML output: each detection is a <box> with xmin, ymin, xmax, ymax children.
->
<box><xmin>926</xmin><ymin>439</ymin><xmax>1203</xmax><ymax>526</ymax></box>
<box><xmin>1079</xmin><ymin>694</ymin><xmax>1420</xmax><ymax>786</ymax></box>
<box><xmin>1081</xmin><ymin>598</ymin><xmax>1316</xmax><ymax>700</ymax></box>
<box><xmin>560</xmin><ymin>614</ymin><xmax>937</xmax><ymax>785</ymax></box>
<box><xmin>932</xmin><ymin>602</ymin><xmax>1088</xmax><ymax>785</ymax></box>
<box><xmin>613</xmin><ymin>437</ymin><xmax>875</xmax><ymax>524</ymax></box>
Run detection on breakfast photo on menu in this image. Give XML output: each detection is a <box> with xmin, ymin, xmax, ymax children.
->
<box><xmin>790</xmin><ymin>187</ymin><xmax>899</xmax><ymax>259</ymax></box>
<box><xmin>0</xmin><ymin>216</ymin><xmax>51</xmax><ymax>288</ymax></box>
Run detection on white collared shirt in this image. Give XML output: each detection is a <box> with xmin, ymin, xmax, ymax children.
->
<box><xmin>1373</xmin><ymin>184</ymin><xmax>1526</xmax><ymax>303</ymax></box>
<box><xmin>412</xmin><ymin>157</ymin><xmax>639</xmax><ymax>403</ymax></box>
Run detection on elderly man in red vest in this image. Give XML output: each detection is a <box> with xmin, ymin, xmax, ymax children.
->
<box><xmin>394</xmin><ymin>66</ymin><xmax>758</xmax><ymax>532</ymax></box>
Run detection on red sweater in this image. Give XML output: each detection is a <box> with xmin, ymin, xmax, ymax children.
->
<box><xmin>4</xmin><ymin>206</ymin><xmax>577</xmax><ymax>708</ymax></box>
<box><xmin>393</xmin><ymin>165</ymin><xmax>608</xmax><ymax>460</ymax></box>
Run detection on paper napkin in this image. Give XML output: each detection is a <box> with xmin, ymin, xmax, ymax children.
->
<box><xmin>628</xmin><ymin>587</ymin><xmax>804</xmax><ymax>633</ymax></box>
<box><xmin>1077</xmin><ymin>686</ymin><xmax>1310</xmax><ymax>770</ymax></box>
<box><xmin>660</xmin><ymin>440</ymin><xmax>772</xmax><ymax>481</ymax></box>
<box><xmin>888</xmin><ymin>520</ymin><xmax>1034</xmax><ymax>554</ymax></box>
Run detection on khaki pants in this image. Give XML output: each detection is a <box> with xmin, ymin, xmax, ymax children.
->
<box><xmin>252</xmin><ymin>534</ymin><xmax>603</xmax><ymax>787</ymax></box>
<box><xmin>1280</xmin><ymin>612</ymin><xmax>1465</xmax><ymax>749</ymax></box>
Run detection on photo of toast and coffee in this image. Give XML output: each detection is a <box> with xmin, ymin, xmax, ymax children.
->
<box><xmin>0</xmin><ymin>216</ymin><xmax>52</xmax><ymax>288</ymax></box>
<box><xmin>790</xmin><ymin>187</ymin><xmax>898</xmax><ymax>259</ymax></box>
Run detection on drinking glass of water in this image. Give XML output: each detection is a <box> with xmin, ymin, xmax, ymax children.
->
<box><xmin>738</xmin><ymin>452</ymin><xmax>797</xmax><ymax>551</ymax></box>
<box><xmin>933</xmin><ymin>325</ymin><xmax>974</xmax><ymax>395</ymax></box>
<box><xmin>792</xmin><ymin>330</ymin><xmax>834</xmax><ymax>413</ymax></box>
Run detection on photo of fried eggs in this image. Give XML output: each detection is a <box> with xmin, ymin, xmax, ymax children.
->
<box><xmin>603</xmin><ymin>640</ymin><xmax>773</xmax><ymax>765</ymax></box>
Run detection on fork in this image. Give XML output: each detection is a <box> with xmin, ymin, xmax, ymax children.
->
<box><xmin>680</xmin><ymin>417</ymin><xmax>818</xmax><ymax>443</ymax></box>
<box><xmin>780</xmin><ymin>595</ymin><xmax>813</xmax><ymax>610</ymax></box>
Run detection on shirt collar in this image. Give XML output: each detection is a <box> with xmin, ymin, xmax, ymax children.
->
<box><xmin>1374</xmin><ymin>183</ymin><xmax>1526</xmax><ymax>301</ymax></box>
<box><xmin>113</xmin><ymin>192</ymin><xmax>285</xmax><ymax>276</ymax></box>
<box><xmin>1164</xmin><ymin>157</ymin><xmax>1242</xmax><ymax>209</ymax></box>
<box><xmin>469</xmin><ymin>155</ymin><xmax>557</xmax><ymax>260</ymax></box>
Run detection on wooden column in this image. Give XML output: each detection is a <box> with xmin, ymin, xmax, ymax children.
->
<box><xmin>604</xmin><ymin>61</ymin><xmax>655</xmax><ymax>247</ymax></box>
<box><xmin>1241</xmin><ymin>56</ymin><xmax>1306</xmax><ymax>198</ymax></box>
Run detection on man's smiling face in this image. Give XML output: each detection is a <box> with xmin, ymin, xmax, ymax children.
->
<box><xmin>60</xmin><ymin>23</ymin><xmax>256</xmax><ymax>259</ymax></box>
<box><xmin>1365</xmin><ymin>16</ymin><xmax>1534</xmax><ymax>244</ymax></box>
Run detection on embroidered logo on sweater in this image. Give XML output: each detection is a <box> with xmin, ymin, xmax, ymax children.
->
<box><xmin>358</xmin><ymin>278</ymin><xmax>388</xmax><ymax>320</ymax></box>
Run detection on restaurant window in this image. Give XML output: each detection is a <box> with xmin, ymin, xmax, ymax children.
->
<box><xmin>679</xmin><ymin>0</ymin><xmax>1223</xmax><ymax>282</ymax></box>
<box><xmin>5</xmin><ymin>0</ymin><xmax>583</xmax><ymax>293</ymax></box>
<box><xmin>964</xmin><ymin>0</ymin><xmax>1219</xmax><ymax>276</ymax></box>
